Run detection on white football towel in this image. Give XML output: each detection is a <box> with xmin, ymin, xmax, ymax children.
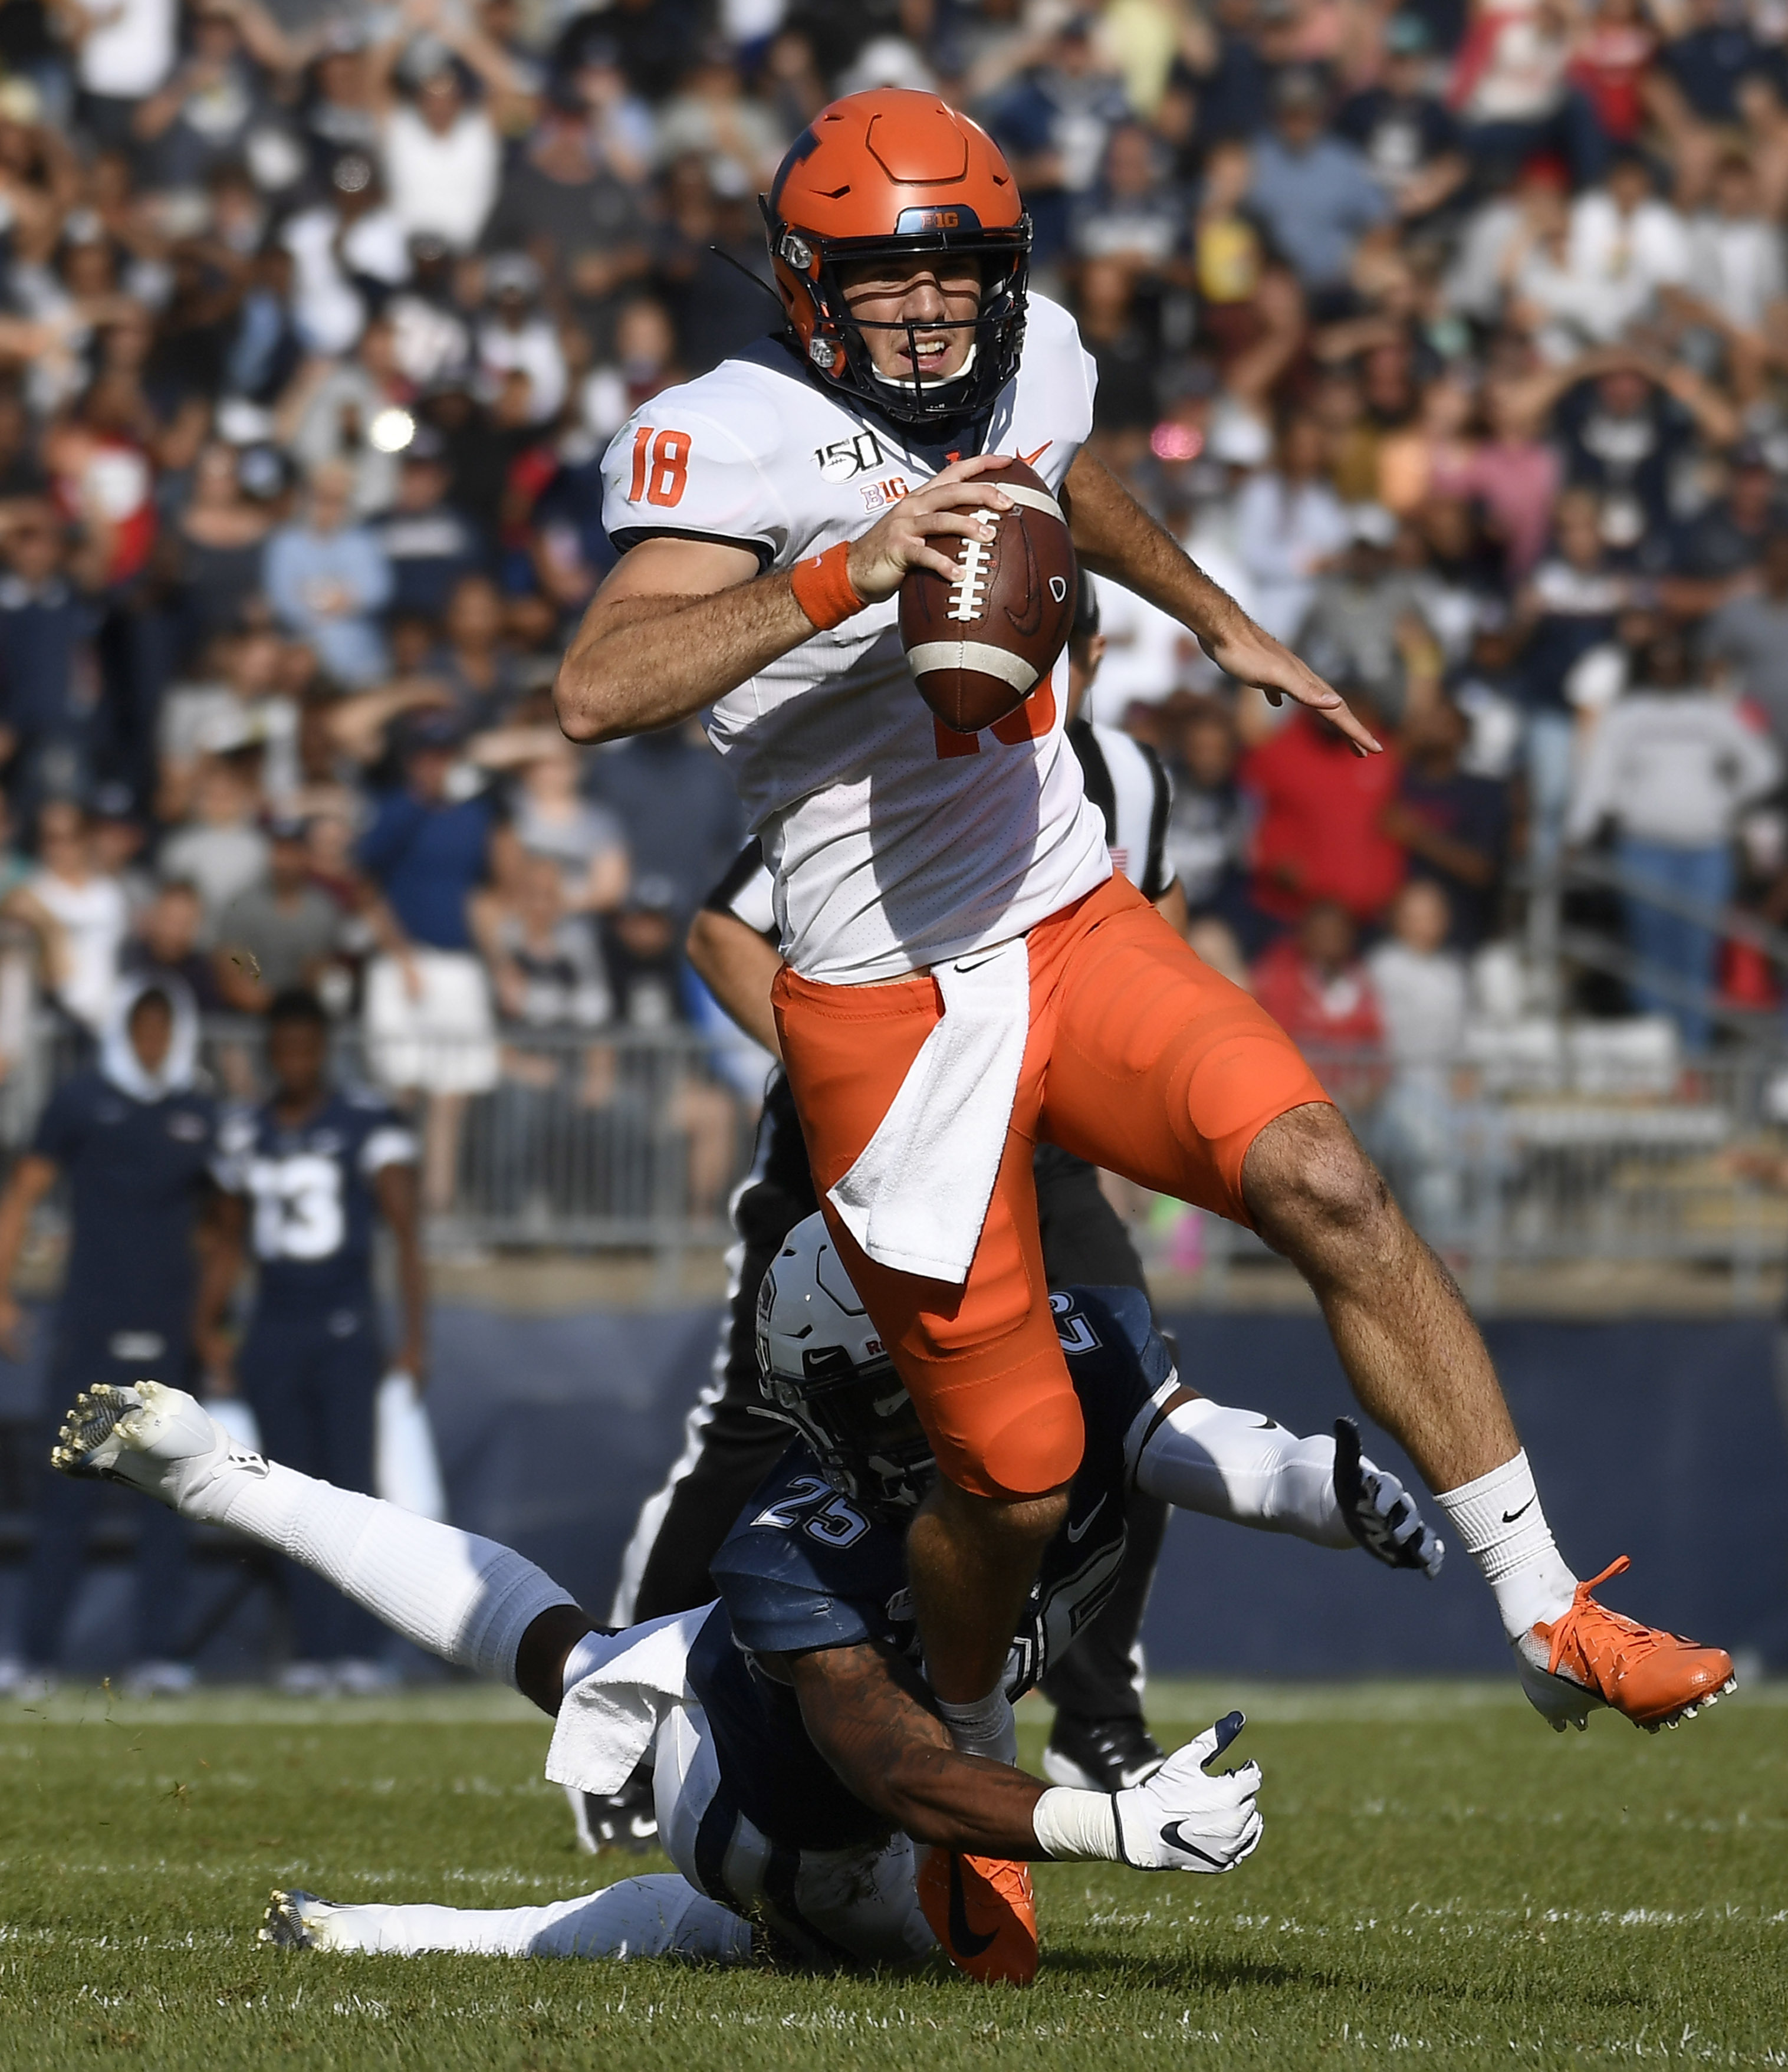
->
<box><xmin>375</xmin><ymin>1371</ymin><xmax>448</xmax><ymax>1522</ymax></box>
<box><xmin>826</xmin><ymin>935</ymin><xmax>1029</xmax><ymax>1285</ymax></box>
<box><xmin>545</xmin><ymin>1607</ymin><xmax>714</xmax><ymax>1798</ymax></box>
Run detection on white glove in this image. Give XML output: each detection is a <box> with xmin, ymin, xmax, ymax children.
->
<box><xmin>1113</xmin><ymin>1711</ymin><xmax>1263</xmax><ymax>1873</ymax></box>
<box><xmin>1333</xmin><ymin>1418</ymin><xmax>1444</xmax><ymax>1578</ymax></box>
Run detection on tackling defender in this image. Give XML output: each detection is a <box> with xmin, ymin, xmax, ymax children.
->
<box><xmin>52</xmin><ymin>1214</ymin><xmax>1440</xmax><ymax>1982</ymax></box>
<box><xmin>554</xmin><ymin>88</ymin><xmax>1732</xmax><ymax>1753</ymax></box>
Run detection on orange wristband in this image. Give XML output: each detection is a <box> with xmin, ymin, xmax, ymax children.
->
<box><xmin>790</xmin><ymin>541</ymin><xmax>863</xmax><ymax>632</ymax></box>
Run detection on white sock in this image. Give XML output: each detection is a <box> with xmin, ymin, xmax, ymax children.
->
<box><xmin>934</xmin><ymin>1684</ymin><xmax>1018</xmax><ymax>1766</ymax></box>
<box><xmin>1132</xmin><ymin>1394</ymin><xmax>1352</xmax><ymax>1548</ymax></box>
<box><xmin>1432</xmin><ymin>1451</ymin><xmax>1577</xmax><ymax>1641</ymax></box>
<box><xmin>315</xmin><ymin>1875</ymin><xmax>751</xmax><ymax>1962</ymax></box>
<box><xmin>202</xmin><ymin>1460</ymin><xmax>575</xmax><ymax>1685</ymax></box>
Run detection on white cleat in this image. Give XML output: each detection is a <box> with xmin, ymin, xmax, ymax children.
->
<box><xmin>51</xmin><ymin>1381</ymin><xmax>262</xmax><ymax>1519</ymax></box>
<box><xmin>259</xmin><ymin>1890</ymin><xmax>343</xmax><ymax>1951</ymax></box>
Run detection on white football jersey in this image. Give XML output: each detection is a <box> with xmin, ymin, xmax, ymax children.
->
<box><xmin>599</xmin><ymin>294</ymin><xmax>1112</xmax><ymax>983</ymax></box>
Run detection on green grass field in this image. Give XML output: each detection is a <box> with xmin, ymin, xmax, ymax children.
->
<box><xmin>1</xmin><ymin>1679</ymin><xmax>1783</xmax><ymax>2072</ymax></box>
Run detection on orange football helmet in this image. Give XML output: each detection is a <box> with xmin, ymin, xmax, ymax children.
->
<box><xmin>762</xmin><ymin>88</ymin><xmax>1032</xmax><ymax>434</ymax></box>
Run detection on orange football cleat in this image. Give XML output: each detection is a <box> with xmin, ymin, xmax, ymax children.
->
<box><xmin>1519</xmin><ymin>1557</ymin><xmax>1736</xmax><ymax>1733</ymax></box>
<box><xmin>916</xmin><ymin>1850</ymin><xmax>1038</xmax><ymax>1985</ymax></box>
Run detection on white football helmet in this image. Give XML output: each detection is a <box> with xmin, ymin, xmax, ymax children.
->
<box><xmin>755</xmin><ymin>1213</ymin><xmax>934</xmax><ymax>1515</ymax></box>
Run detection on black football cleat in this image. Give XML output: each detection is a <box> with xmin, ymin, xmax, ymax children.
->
<box><xmin>1041</xmin><ymin>1712</ymin><xmax>1166</xmax><ymax>1792</ymax></box>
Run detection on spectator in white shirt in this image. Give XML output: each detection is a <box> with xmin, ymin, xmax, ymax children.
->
<box><xmin>1567</xmin><ymin>152</ymin><xmax>1690</xmax><ymax>334</ymax></box>
<box><xmin>65</xmin><ymin>0</ymin><xmax>176</xmax><ymax>149</ymax></box>
<box><xmin>368</xmin><ymin>0</ymin><xmax>531</xmax><ymax>255</ymax></box>
<box><xmin>476</xmin><ymin>255</ymin><xmax>568</xmax><ymax>427</ymax></box>
<box><xmin>282</xmin><ymin>153</ymin><xmax>411</xmax><ymax>358</ymax></box>
<box><xmin>158</xmin><ymin>758</ymin><xmax>271</xmax><ymax>933</ymax></box>
<box><xmin>1567</xmin><ymin>626</ymin><xmax>1781</xmax><ymax>1049</ymax></box>
<box><xmin>1366</xmin><ymin>877</ymin><xmax>1471</xmax><ymax>1236</ymax></box>
<box><xmin>1233</xmin><ymin>414</ymin><xmax>1351</xmax><ymax>645</ymax></box>
<box><xmin>32</xmin><ymin>799</ymin><xmax>129</xmax><ymax>1035</ymax></box>
<box><xmin>1669</xmin><ymin>152</ymin><xmax>1788</xmax><ymax>400</ymax></box>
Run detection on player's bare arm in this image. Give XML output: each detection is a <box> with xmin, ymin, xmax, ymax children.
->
<box><xmin>687</xmin><ymin>905</ymin><xmax>785</xmax><ymax>1058</ymax></box>
<box><xmin>192</xmin><ymin>1190</ymin><xmax>248</xmax><ymax>1393</ymax></box>
<box><xmin>554</xmin><ymin>459</ymin><xmax>1013</xmax><ymax>744</ymax></box>
<box><xmin>0</xmin><ymin>1151</ymin><xmax>55</xmax><ymax>1360</ymax></box>
<box><xmin>372</xmin><ymin>1159</ymin><xmax>429</xmax><ymax>1385</ymax></box>
<box><xmin>1060</xmin><ymin>448</ymin><xmax>1382</xmax><ymax>758</ymax></box>
<box><xmin>780</xmin><ymin>1637</ymin><xmax>1051</xmax><ymax>1856</ymax></box>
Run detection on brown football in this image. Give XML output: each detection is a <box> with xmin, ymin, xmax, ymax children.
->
<box><xmin>898</xmin><ymin>458</ymin><xmax>1078</xmax><ymax>735</ymax></box>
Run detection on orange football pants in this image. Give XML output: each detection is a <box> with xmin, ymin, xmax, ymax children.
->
<box><xmin>771</xmin><ymin>871</ymin><xmax>1332</xmax><ymax>1500</ymax></box>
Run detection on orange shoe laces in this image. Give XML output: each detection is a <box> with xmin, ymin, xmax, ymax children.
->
<box><xmin>1544</xmin><ymin>1554</ymin><xmax>1657</xmax><ymax>1677</ymax></box>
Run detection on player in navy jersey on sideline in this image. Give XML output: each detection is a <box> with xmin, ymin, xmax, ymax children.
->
<box><xmin>201</xmin><ymin>988</ymin><xmax>426</xmax><ymax>1694</ymax></box>
<box><xmin>0</xmin><ymin>977</ymin><xmax>221</xmax><ymax>1696</ymax></box>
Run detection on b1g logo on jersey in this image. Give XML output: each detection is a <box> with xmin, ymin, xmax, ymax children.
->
<box><xmin>862</xmin><ymin>475</ymin><xmax>909</xmax><ymax>513</ymax></box>
<box><xmin>814</xmin><ymin>431</ymin><xmax>885</xmax><ymax>482</ymax></box>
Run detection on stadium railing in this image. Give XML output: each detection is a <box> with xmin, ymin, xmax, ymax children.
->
<box><xmin>1188</xmin><ymin>1037</ymin><xmax>1788</xmax><ymax>1309</ymax></box>
<box><xmin>2</xmin><ymin>1002</ymin><xmax>1786</xmax><ymax>1304</ymax></box>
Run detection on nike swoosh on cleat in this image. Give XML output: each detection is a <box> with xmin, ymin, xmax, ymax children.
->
<box><xmin>946</xmin><ymin>1856</ymin><xmax>997</xmax><ymax>1958</ymax></box>
<box><xmin>1066</xmin><ymin>1495</ymin><xmax>1107</xmax><ymax>1544</ymax></box>
<box><xmin>1252</xmin><ymin>1416</ymin><xmax>1280</xmax><ymax>1430</ymax></box>
<box><xmin>1158</xmin><ymin>1823</ymin><xmax>1227</xmax><ymax>1869</ymax></box>
<box><xmin>1502</xmin><ymin>1498</ymin><xmax>1536</xmax><ymax>1522</ymax></box>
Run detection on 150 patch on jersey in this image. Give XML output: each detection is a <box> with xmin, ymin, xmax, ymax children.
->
<box><xmin>813</xmin><ymin>431</ymin><xmax>885</xmax><ymax>481</ymax></box>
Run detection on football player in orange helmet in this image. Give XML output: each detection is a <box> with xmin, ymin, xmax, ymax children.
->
<box><xmin>557</xmin><ymin>87</ymin><xmax>1734</xmax><ymax>1840</ymax></box>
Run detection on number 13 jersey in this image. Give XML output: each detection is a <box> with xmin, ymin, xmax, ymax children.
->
<box><xmin>598</xmin><ymin>294</ymin><xmax>1113</xmax><ymax>984</ymax></box>
<box><xmin>216</xmin><ymin>1089</ymin><xmax>418</xmax><ymax>1312</ymax></box>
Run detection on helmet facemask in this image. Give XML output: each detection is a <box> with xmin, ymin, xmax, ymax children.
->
<box><xmin>766</xmin><ymin>206</ymin><xmax>1031</xmax><ymax>436</ymax></box>
<box><xmin>756</xmin><ymin>1336</ymin><xmax>937</xmax><ymax>1519</ymax></box>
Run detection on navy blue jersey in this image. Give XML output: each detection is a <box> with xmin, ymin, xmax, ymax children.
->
<box><xmin>691</xmin><ymin>1285</ymin><xmax>1174</xmax><ymax>1851</ymax></box>
<box><xmin>216</xmin><ymin>1089</ymin><xmax>416</xmax><ymax>1313</ymax></box>
<box><xmin>32</xmin><ymin>1071</ymin><xmax>220</xmax><ymax>1339</ymax></box>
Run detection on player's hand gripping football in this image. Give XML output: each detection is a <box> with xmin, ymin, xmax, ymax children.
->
<box><xmin>845</xmin><ymin>454</ymin><xmax>1017</xmax><ymax>602</ymax></box>
<box><xmin>1113</xmin><ymin>1712</ymin><xmax>1263</xmax><ymax>1873</ymax></box>
<box><xmin>1333</xmin><ymin>1417</ymin><xmax>1445</xmax><ymax>1577</ymax></box>
<box><xmin>1199</xmin><ymin>619</ymin><xmax>1383</xmax><ymax>758</ymax></box>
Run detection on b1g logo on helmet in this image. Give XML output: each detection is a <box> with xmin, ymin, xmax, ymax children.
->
<box><xmin>894</xmin><ymin>205</ymin><xmax>982</xmax><ymax>234</ymax></box>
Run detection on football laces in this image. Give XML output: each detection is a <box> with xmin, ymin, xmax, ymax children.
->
<box><xmin>946</xmin><ymin>534</ymin><xmax>993</xmax><ymax>623</ymax></box>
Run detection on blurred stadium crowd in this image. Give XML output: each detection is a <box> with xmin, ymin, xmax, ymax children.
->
<box><xmin>0</xmin><ymin>0</ymin><xmax>1783</xmax><ymax>1241</ymax></box>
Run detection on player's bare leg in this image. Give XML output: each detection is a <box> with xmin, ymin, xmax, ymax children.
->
<box><xmin>905</xmin><ymin>1480</ymin><xmax>1068</xmax><ymax>1719</ymax></box>
<box><xmin>1241</xmin><ymin>1104</ymin><xmax>1517</xmax><ymax>1491</ymax></box>
<box><xmin>1241</xmin><ymin>1103</ymin><xmax>1734</xmax><ymax>1729</ymax></box>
